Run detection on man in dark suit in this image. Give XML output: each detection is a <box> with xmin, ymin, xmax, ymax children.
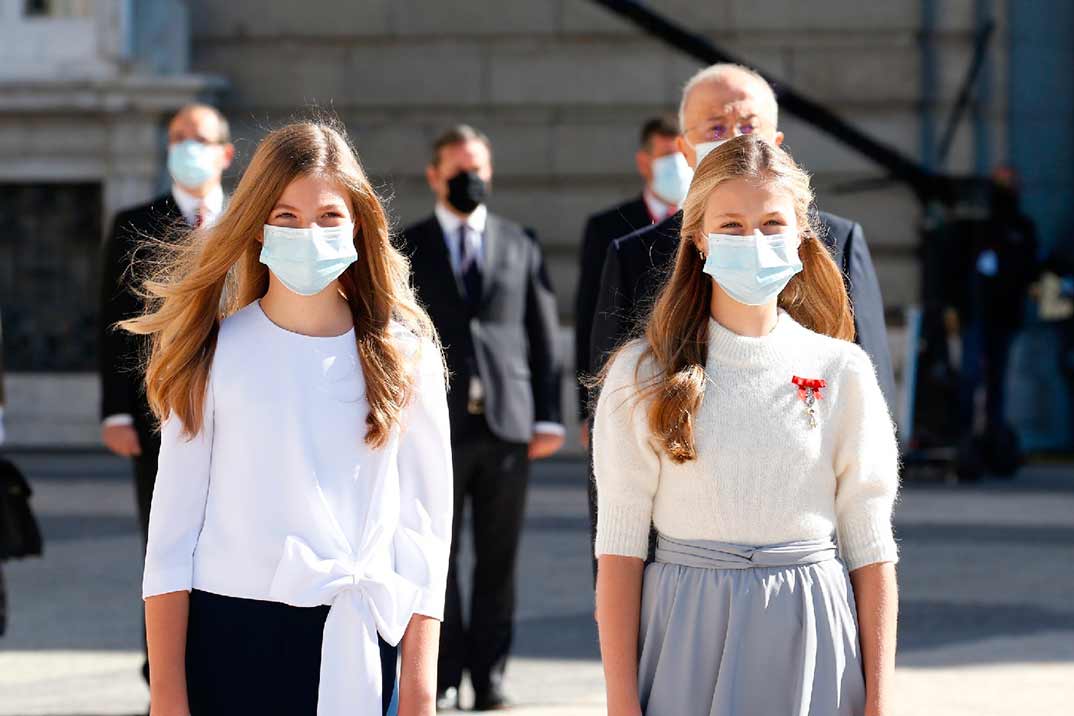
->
<box><xmin>575</xmin><ymin>115</ymin><xmax>687</xmax><ymax>435</ymax></box>
<box><xmin>575</xmin><ymin>116</ymin><xmax>690</xmax><ymax>582</ymax></box>
<box><xmin>587</xmin><ymin>65</ymin><xmax>897</xmax><ymax>570</ymax></box>
<box><xmin>97</xmin><ymin>103</ymin><xmax>232</xmax><ymax>683</ymax></box>
<box><xmin>399</xmin><ymin>125</ymin><xmax>563</xmax><ymax>711</ymax></box>
<box><xmin>0</xmin><ymin>306</ymin><xmax>5</xmax><ymax>449</ymax></box>
<box><xmin>0</xmin><ymin>307</ymin><xmax>6</xmax><ymax>637</ymax></box>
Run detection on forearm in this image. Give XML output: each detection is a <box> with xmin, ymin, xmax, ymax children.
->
<box><xmin>595</xmin><ymin>555</ymin><xmax>645</xmax><ymax>716</ymax></box>
<box><xmin>398</xmin><ymin>614</ymin><xmax>440</xmax><ymax>716</ymax></box>
<box><xmin>850</xmin><ymin>562</ymin><xmax>898</xmax><ymax>716</ymax></box>
<box><xmin>145</xmin><ymin>591</ymin><xmax>191</xmax><ymax>712</ymax></box>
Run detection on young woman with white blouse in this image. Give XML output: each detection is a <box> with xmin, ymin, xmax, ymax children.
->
<box><xmin>123</xmin><ymin>121</ymin><xmax>452</xmax><ymax>716</ymax></box>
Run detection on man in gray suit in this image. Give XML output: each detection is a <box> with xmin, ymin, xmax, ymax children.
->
<box><xmin>399</xmin><ymin>125</ymin><xmax>564</xmax><ymax>711</ymax></box>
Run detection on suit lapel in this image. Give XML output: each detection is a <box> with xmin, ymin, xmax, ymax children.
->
<box><xmin>627</xmin><ymin>195</ymin><xmax>652</xmax><ymax>229</ymax></box>
<box><xmin>480</xmin><ymin>213</ymin><xmax>501</xmax><ymax>305</ymax></box>
<box><xmin>419</xmin><ymin>217</ymin><xmax>468</xmax><ymax>304</ymax></box>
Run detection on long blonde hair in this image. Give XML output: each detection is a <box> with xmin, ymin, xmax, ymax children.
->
<box><xmin>122</xmin><ymin>119</ymin><xmax>439</xmax><ymax>449</ymax></box>
<box><xmin>613</xmin><ymin>134</ymin><xmax>854</xmax><ymax>464</ymax></box>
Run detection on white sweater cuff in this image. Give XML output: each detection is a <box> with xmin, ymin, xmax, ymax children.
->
<box><xmin>594</xmin><ymin>501</ymin><xmax>652</xmax><ymax>559</ymax></box>
<box><xmin>839</xmin><ymin>516</ymin><xmax>899</xmax><ymax>571</ymax></box>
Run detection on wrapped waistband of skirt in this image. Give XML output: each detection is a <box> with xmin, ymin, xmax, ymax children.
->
<box><xmin>654</xmin><ymin>533</ymin><xmax>839</xmax><ymax>570</ymax></box>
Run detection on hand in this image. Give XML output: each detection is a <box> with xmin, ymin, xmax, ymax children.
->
<box><xmin>102</xmin><ymin>424</ymin><xmax>142</xmax><ymax>457</ymax></box>
<box><xmin>528</xmin><ymin>431</ymin><xmax>564</xmax><ymax>460</ymax></box>
<box><xmin>579</xmin><ymin>421</ymin><xmax>590</xmax><ymax>450</ymax></box>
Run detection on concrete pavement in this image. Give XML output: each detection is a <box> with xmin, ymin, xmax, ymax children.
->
<box><xmin>0</xmin><ymin>453</ymin><xmax>1071</xmax><ymax>715</ymax></box>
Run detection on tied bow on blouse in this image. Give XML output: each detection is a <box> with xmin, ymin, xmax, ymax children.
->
<box><xmin>269</xmin><ymin>523</ymin><xmax>420</xmax><ymax>716</ymax></box>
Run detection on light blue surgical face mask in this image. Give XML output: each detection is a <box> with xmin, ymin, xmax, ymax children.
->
<box><xmin>649</xmin><ymin>152</ymin><xmax>693</xmax><ymax>206</ymax></box>
<box><xmin>167</xmin><ymin>140</ymin><xmax>219</xmax><ymax>189</ymax></box>
<box><xmin>702</xmin><ymin>229</ymin><xmax>803</xmax><ymax>306</ymax></box>
<box><xmin>688</xmin><ymin>138</ymin><xmax>729</xmax><ymax>167</ymax></box>
<box><xmin>259</xmin><ymin>223</ymin><xmax>358</xmax><ymax>296</ymax></box>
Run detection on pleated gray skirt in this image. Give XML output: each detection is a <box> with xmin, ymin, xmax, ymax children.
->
<box><xmin>638</xmin><ymin>535</ymin><xmax>865</xmax><ymax>716</ymax></box>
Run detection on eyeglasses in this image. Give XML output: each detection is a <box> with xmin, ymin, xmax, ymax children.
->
<box><xmin>169</xmin><ymin>136</ymin><xmax>227</xmax><ymax>146</ymax></box>
<box><xmin>683</xmin><ymin>119</ymin><xmax>760</xmax><ymax>144</ymax></box>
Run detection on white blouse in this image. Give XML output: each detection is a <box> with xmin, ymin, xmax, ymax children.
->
<box><xmin>142</xmin><ymin>300</ymin><xmax>453</xmax><ymax>715</ymax></box>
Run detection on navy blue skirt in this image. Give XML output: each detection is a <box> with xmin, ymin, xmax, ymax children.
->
<box><xmin>186</xmin><ymin>589</ymin><xmax>398</xmax><ymax>715</ymax></box>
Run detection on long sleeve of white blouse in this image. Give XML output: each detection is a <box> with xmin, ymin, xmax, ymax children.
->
<box><xmin>142</xmin><ymin>378</ymin><xmax>214</xmax><ymax>598</ymax></box>
<box><xmin>394</xmin><ymin>345</ymin><xmax>453</xmax><ymax>620</ymax></box>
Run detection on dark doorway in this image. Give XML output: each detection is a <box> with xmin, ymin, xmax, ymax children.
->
<box><xmin>0</xmin><ymin>183</ymin><xmax>102</xmax><ymax>371</ymax></box>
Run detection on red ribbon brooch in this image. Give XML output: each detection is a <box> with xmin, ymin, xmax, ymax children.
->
<box><xmin>791</xmin><ymin>376</ymin><xmax>827</xmax><ymax>429</ymax></box>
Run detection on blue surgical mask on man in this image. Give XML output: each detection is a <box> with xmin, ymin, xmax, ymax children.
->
<box><xmin>259</xmin><ymin>222</ymin><xmax>358</xmax><ymax>296</ymax></box>
<box><xmin>168</xmin><ymin>140</ymin><xmax>220</xmax><ymax>189</ymax></box>
<box><xmin>702</xmin><ymin>229</ymin><xmax>803</xmax><ymax>306</ymax></box>
<box><xmin>649</xmin><ymin>152</ymin><xmax>693</xmax><ymax>207</ymax></box>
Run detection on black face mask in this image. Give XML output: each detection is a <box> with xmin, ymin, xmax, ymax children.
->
<box><xmin>445</xmin><ymin>170</ymin><xmax>488</xmax><ymax>214</ymax></box>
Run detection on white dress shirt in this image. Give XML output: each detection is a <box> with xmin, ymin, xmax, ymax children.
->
<box><xmin>142</xmin><ymin>301</ymin><xmax>453</xmax><ymax>714</ymax></box>
<box><xmin>643</xmin><ymin>187</ymin><xmax>678</xmax><ymax>223</ymax></box>
<box><xmin>102</xmin><ymin>183</ymin><xmax>226</xmax><ymax>429</ymax></box>
<box><xmin>432</xmin><ymin>203</ymin><xmax>564</xmax><ymax>438</ymax></box>
<box><xmin>171</xmin><ymin>182</ymin><xmax>224</xmax><ymax>228</ymax></box>
<box><xmin>434</xmin><ymin>201</ymin><xmax>487</xmax><ymax>275</ymax></box>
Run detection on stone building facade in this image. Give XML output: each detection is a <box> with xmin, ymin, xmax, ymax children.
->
<box><xmin>6</xmin><ymin>0</ymin><xmax>1065</xmax><ymax>448</ymax></box>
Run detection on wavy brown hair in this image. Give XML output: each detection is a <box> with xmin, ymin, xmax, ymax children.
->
<box><xmin>610</xmin><ymin>134</ymin><xmax>854</xmax><ymax>463</ymax></box>
<box><xmin>121</xmin><ymin>120</ymin><xmax>439</xmax><ymax>449</ymax></box>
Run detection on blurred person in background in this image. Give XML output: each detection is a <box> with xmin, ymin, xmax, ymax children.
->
<box><xmin>0</xmin><ymin>308</ymin><xmax>40</xmax><ymax>639</ymax></box>
<box><xmin>575</xmin><ymin>115</ymin><xmax>687</xmax><ymax>437</ymax></box>
<box><xmin>953</xmin><ymin>166</ymin><xmax>1039</xmax><ymax>479</ymax></box>
<box><xmin>0</xmin><ymin>305</ymin><xmax>6</xmax><ymax>636</ymax></box>
<box><xmin>575</xmin><ymin>115</ymin><xmax>691</xmax><ymax>579</ymax></box>
<box><xmin>400</xmin><ymin>125</ymin><xmax>563</xmax><ymax>711</ymax></box>
<box><xmin>97</xmin><ymin>103</ymin><xmax>233</xmax><ymax>684</ymax></box>
<box><xmin>590</xmin><ymin>65</ymin><xmax>893</xmax><ymax>409</ymax></box>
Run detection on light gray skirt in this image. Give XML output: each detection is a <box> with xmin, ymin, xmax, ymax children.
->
<box><xmin>638</xmin><ymin>534</ymin><xmax>865</xmax><ymax>716</ymax></box>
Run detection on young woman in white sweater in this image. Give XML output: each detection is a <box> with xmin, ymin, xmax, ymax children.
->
<box><xmin>123</xmin><ymin>121</ymin><xmax>452</xmax><ymax>716</ymax></box>
<box><xmin>593</xmin><ymin>134</ymin><xmax>899</xmax><ymax>716</ymax></box>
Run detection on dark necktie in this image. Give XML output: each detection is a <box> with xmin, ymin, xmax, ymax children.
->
<box><xmin>458</xmin><ymin>225</ymin><xmax>482</xmax><ymax>307</ymax></box>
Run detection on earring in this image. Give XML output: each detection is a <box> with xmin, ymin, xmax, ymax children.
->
<box><xmin>697</xmin><ymin>247</ymin><xmax>706</xmax><ymax>261</ymax></box>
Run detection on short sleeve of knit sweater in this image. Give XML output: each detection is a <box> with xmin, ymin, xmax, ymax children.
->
<box><xmin>832</xmin><ymin>345</ymin><xmax>901</xmax><ymax>569</ymax></box>
<box><xmin>593</xmin><ymin>342</ymin><xmax>661</xmax><ymax>559</ymax></box>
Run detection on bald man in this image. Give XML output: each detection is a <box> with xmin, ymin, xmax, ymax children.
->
<box><xmin>98</xmin><ymin>103</ymin><xmax>233</xmax><ymax>685</ymax></box>
<box><xmin>585</xmin><ymin>65</ymin><xmax>895</xmax><ymax>573</ymax></box>
<box><xmin>589</xmin><ymin>65</ymin><xmax>894</xmax><ymax>405</ymax></box>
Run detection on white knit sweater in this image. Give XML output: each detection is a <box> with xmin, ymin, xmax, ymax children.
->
<box><xmin>593</xmin><ymin>311</ymin><xmax>900</xmax><ymax>571</ymax></box>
